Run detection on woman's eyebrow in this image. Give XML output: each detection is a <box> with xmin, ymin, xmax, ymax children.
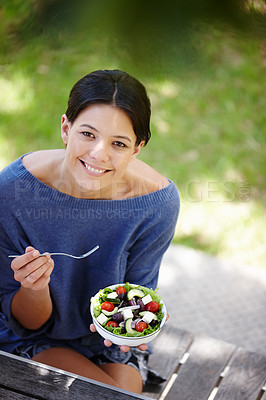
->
<box><xmin>80</xmin><ymin>123</ymin><xmax>99</xmax><ymax>132</ymax></box>
<box><xmin>113</xmin><ymin>135</ymin><xmax>132</xmax><ymax>143</ymax></box>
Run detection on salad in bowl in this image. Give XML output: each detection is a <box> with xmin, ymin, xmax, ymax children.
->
<box><xmin>90</xmin><ymin>282</ymin><xmax>167</xmax><ymax>346</ymax></box>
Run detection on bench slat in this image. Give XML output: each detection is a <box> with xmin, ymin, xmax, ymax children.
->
<box><xmin>165</xmin><ymin>335</ymin><xmax>235</xmax><ymax>400</ymax></box>
<box><xmin>143</xmin><ymin>326</ymin><xmax>193</xmax><ymax>399</ymax></box>
<box><xmin>214</xmin><ymin>347</ymin><xmax>266</xmax><ymax>400</ymax></box>
<box><xmin>0</xmin><ymin>388</ymin><xmax>38</xmax><ymax>400</ymax></box>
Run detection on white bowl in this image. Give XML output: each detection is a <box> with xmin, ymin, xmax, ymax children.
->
<box><xmin>90</xmin><ymin>283</ymin><xmax>167</xmax><ymax>346</ymax></box>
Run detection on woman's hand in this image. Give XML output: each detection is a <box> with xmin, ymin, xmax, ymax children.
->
<box><xmin>90</xmin><ymin>324</ymin><xmax>148</xmax><ymax>352</ymax></box>
<box><xmin>11</xmin><ymin>246</ymin><xmax>54</xmax><ymax>291</ymax></box>
<box><xmin>10</xmin><ymin>247</ymin><xmax>54</xmax><ymax>330</ymax></box>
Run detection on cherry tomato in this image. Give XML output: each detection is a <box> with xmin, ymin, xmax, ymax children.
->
<box><xmin>145</xmin><ymin>301</ymin><xmax>160</xmax><ymax>313</ymax></box>
<box><xmin>106</xmin><ymin>320</ymin><xmax>119</xmax><ymax>328</ymax></box>
<box><xmin>136</xmin><ymin>321</ymin><xmax>148</xmax><ymax>332</ymax></box>
<box><xmin>101</xmin><ymin>302</ymin><xmax>115</xmax><ymax>312</ymax></box>
<box><xmin>116</xmin><ymin>286</ymin><xmax>127</xmax><ymax>295</ymax></box>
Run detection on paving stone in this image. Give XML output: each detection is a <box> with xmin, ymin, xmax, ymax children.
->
<box><xmin>158</xmin><ymin>245</ymin><xmax>266</xmax><ymax>355</ymax></box>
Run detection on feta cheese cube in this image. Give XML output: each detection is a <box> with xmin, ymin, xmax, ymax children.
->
<box><xmin>122</xmin><ymin>309</ymin><xmax>133</xmax><ymax>320</ymax></box>
<box><xmin>96</xmin><ymin>313</ymin><xmax>109</xmax><ymax>325</ymax></box>
<box><xmin>142</xmin><ymin>311</ymin><xmax>155</xmax><ymax>324</ymax></box>
<box><xmin>107</xmin><ymin>292</ymin><xmax>118</xmax><ymax>299</ymax></box>
<box><xmin>142</xmin><ymin>294</ymin><xmax>153</xmax><ymax>305</ymax></box>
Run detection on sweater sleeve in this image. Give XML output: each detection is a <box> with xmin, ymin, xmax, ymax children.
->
<box><xmin>125</xmin><ymin>188</ymin><xmax>180</xmax><ymax>289</ymax></box>
<box><xmin>0</xmin><ymin>222</ymin><xmax>55</xmax><ymax>338</ymax></box>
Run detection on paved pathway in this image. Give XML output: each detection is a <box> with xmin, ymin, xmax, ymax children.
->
<box><xmin>158</xmin><ymin>245</ymin><xmax>266</xmax><ymax>355</ymax></box>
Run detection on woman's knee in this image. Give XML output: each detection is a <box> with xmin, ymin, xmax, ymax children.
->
<box><xmin>99</xmin><ymin>363</ymin><xmax>143</xmax><ymax>393</ymax></box>
<box><xmin>32</xmin><ymin>347</ymin><xmax>119</xmax><ymax>388</ymax></box>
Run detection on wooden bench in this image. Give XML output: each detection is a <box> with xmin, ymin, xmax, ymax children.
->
<box><xmin>0</xmin><ymin>326</ymin><xmax>266</xmax><ymax>399</ymax></box>
<box><xmin>143</xmin><ymin>325</ymin><xmax>266</xmax><ymax>400</ymax></box>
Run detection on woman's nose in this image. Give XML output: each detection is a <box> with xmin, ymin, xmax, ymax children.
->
<box><xmin>89</xmin><ymin>140</ymin><xmax>110</xmax><ymax>162</ymax></box>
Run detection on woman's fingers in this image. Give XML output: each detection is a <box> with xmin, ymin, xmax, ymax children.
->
<box><xmin>25</xmin><ymin>246</ymin><xmax>35</xmax><ymax>254</ymax></box>
<box><xmin>11</xmin><ymin>248</ymin><xmax>40</xmax><ymax>272</ymax></box>
<box><xmin>119</xmin><ymin>345</ymin><xmax>130</xmax><ymax>352</ymax></box>
<box><xmin>23</xmin><ymin>262</ymin><xmax>54</xmax><ymax>291</ymax></box>
<box><xmin>104</xmin><ymin>339</ymin><xmax>113</xmax><ymax>348</ymax></box>
<box><xmin>10</xmin><ymin>248</ymin><xmax>54</xmax><ymax>290</ymax></box>
<box><xmin>137</xmin><ymin>343</ymin><xmax>148</xmax><ymax>351</ymax></box>
<box><xmin>22</xmin><ymin>258</ymin><xmax>54</xmax><ymax>286</ymax></box>
<box><xmin>13</xmin><ymin>255</ymin><xmax>50</xmax><ymax>281</ymax></box>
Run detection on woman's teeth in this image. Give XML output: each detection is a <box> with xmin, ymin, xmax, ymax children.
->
<box><xmin>83</xmin><ymin>162</ymin><xmax>106</xmax><ymax>174</ymax></box>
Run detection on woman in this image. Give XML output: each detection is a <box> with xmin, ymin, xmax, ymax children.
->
<box><xmin>0</xmin><ymin>70</ymin><xmax>179</xmax><ymax>393</ymax></box>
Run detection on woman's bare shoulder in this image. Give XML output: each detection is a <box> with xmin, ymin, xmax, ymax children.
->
<box><xmin>128</xmin><ymin>159</ymin><xmax>169</xmax><ymax>197</ymax></box>
<box><xmin>22</xmin><ymin>149</ymin><xmax>64</xmax><ymax>180</ymax></box>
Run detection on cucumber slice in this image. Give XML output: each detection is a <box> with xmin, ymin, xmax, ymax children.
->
<box><xmin>127</xmin><ymin>288</ymin><xmax>145</xmax><ymax>300</ymax></box>
<box><xmin>102</xmin><ymin>306</ymin><xmax>118</xmax><ymax>316</ymax></box>
<box><xmin>125</xmin><ymin>318</ymin><xmax>135</xmax><ymax>334</ymax></box>
<box><xmin>124</xmin><ymin>318</ymin><xmax>142</xmax><ymax>337</ymax></box>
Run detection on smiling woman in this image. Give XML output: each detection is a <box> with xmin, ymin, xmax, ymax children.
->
<box><xmin>0</xmin><ymin>69</ymin><xmax>180</xmax><ymax>394</ymax></box>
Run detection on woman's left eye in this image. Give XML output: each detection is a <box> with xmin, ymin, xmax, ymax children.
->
<box><xmin>113</xmin><ymin>141</ymin><xmax>126</xmax><ymax>148</ymax></box>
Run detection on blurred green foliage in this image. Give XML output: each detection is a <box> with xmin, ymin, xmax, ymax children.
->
<box><xmin>1</xmin><ymin>1</ymin><xmax>265</xmax><ymax>73</ymax></box>
<box><xmin>0</xmin><ymin>0</ymin><xmax>265</xmax><ymax>267</ymax></box>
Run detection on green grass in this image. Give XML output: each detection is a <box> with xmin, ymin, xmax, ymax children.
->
<box><xmin>0</xmin><ymin>12</ymin><xmax>265</xmax><ymax>268</ymax></box>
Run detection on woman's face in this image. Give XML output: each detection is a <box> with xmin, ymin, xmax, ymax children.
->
<box><xmin>61</xmin><ymin>104</ymin><xmax>143</xmax><ymax>198</ymax></box>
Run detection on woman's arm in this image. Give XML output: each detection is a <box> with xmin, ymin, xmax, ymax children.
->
<box><xmin>10</xmin><ymin>247</ymin><xmax>54</xmax><ymax>330</ymax></box>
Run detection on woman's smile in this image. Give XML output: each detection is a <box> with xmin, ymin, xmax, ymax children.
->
<box><xmin>79</xmin><ymin>160</ymin><xmax>112</xmax><ymax>176</ymax></box>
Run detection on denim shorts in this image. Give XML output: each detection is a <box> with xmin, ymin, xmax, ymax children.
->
<box><xmin>13</xmin><ymin>342</ymin><xmax>52</xmax><ymax>360</ymax></box>
<box><xmin>13</xmin><ymin>343</ymin><xmax>165</xmax><ymax>385</ymax></box>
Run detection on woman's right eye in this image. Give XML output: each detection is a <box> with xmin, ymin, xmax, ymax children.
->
<box><xmin>81</xmin><ymin>131</ymin><xmax>94</xmax><ymax>138</ymax></box>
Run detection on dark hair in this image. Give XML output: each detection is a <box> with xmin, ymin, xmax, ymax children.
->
<box><xmin>65</xmin><ymin>69</ymin><xmax>151</xmax><ymax>145</ymax></box>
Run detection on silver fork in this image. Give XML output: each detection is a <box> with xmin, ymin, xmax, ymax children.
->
<box><xmin>8</xmin><ymin>245</ymin><xmax>99</xmax><ymax>259</ymax></box>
